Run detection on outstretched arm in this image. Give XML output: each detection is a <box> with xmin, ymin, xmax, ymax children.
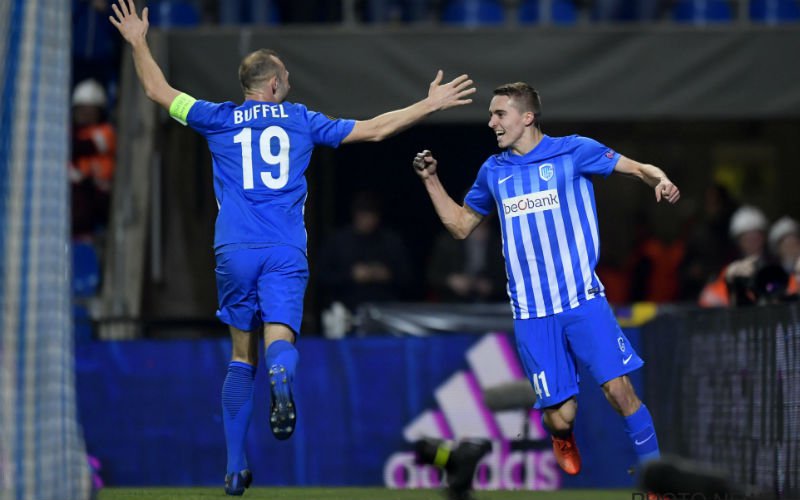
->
<box><xmin>109</xmin><ymin>0</ymin><xmax>180</xmax><ymax>111</ymax></box>
<box><xmin>413</xmin><ymin>150</ymin><xmax>483</xmax><ymax>239</ymax></box>
<box><xmin>613</xmin><ymin>156</ymin><xmax>680</xmax><ymax>204</ymax></box>
<box><xmin>342</xmin><ymin>72</ymin><xmax>476</xmax><ymax>144</ymax></box>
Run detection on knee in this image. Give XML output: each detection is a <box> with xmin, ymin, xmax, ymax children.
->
<box><xmin>264</xmin><ymin>323</ymin><xmax>296</xmax><ymax>348</ymax></box>
<box><xmin>543</xmin><ymin>398</ymin><xmax>577</xmax><ymax>433</ymax></box>
<box><xmin>544</xmin><ymin>411</ymin><xmax>573</xmax><ymax>433</ymax></box>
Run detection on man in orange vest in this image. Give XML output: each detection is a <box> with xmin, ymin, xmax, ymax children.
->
<box><xmin>70</xmin><ymin>78</ymin><xmax>116</xmax><ymax>238</ymax></box>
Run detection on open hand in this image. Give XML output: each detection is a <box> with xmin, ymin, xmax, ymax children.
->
<box><xmin>413</xmin><ymin>150</ymin><xmax>437</xmax><ymax>179</ymax></box>
<box><xmin>655</xmin><ymin>179</ymin><xmax>680</xmax><ymax>204</ymax></box>
<box><xmin>108</xmin><ymin>0</ymin><xmax>149</xmax><ymax>45</ymax></box>
<box><xmin>426</xmin><ymin>71</ymin><xmax>476</xmax><ymax>112</ymax></box>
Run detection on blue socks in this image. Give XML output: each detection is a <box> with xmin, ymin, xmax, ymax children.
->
<box><xmin>222</xmin><ymin>361</ymin><xmax>256</xmax><ymax>474</ymax></box>
<box><xmin>265</xmin><ymin>340</ymin><xmax>298</xmax><ymax>383</ymax></box>
<box><xmin>624</xmin><ymin>403</ymin><xmax>661</xmax><ymax>464</ymax></box>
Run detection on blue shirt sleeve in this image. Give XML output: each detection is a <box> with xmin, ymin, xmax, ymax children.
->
<box><xmin>464</xmin><ymin>162</ymin><xmax>494</xmax><ymax>216</ymax></box>
<box><xmin>571</xmin><ymin>135</ymin><xmax>620</xmax><ymax>177</ymax></box>
<box><xmin>186</xmin><ymin>100</ymin><xmax>234</xmax><ymax>136</ymax></box>
<box><xmin>305</xmin><ymin>108</ymin><xmax>356</xmax><ymax>148</ymax></box>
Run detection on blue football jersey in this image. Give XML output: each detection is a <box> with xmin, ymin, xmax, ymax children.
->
<box><xmin>182</xmin><ymin>98</ymin><xmax>355</xmax><ymax>253</ymax></box>
<box><xmin>464</xmin><ymin>135</ymin><xmax>620</xmax><ymax>319</ymax></box>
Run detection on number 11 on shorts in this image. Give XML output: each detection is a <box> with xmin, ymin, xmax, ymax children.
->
<box><xmin>532</xmin><ymin>370</ymin><xmax>550</xmax><ymax>398</ymax></box>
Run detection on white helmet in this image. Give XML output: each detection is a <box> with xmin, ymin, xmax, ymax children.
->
<box><xmin>768</xmin><ymin>216</ymin><xmax>800</xmax><ymax>251</ymax></box>
<box><xmin>72</xmin><ymin>79</ymin><xmax>106</xmax><ymax>107</ymax></box>
<box><xmin>729</xmin><ymin>205</ymin><xmax>768</xmax><ymax>239</ymax></box>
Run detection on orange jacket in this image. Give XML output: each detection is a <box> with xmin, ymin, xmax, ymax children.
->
<box><xmin>699</xmin><ymin>266</ymin><xmax>798</xmax><ymax>307</ymax></box>
<box><xmin>73</xmin><ymin>122</ymin><xmax>116</xmax><ymax>189</ymax></box>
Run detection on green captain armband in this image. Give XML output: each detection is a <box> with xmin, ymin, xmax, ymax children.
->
<box><xmin>169</xmin><ymin>93</ymin><xmax>196</xmax><ymax>125</ymax></box>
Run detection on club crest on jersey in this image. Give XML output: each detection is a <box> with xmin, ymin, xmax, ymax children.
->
<box><xmin>617</xmin><ymin>336</ymin><xmax>626</xmax><ymax>352</ymax></box>
<box><xmin>538</xmin><ymin>163</ymin><xmax>554</xmax><ymax>182</ymax></box>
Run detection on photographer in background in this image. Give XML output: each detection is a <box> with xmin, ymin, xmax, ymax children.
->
<box><xmin>769</xmin><ymin>216</ymin><xmax>800</xmax><ymax>277</ymax></box>
<box><xmin>699</xmin><ymin>205</ymin><xmax>768</xmax><ymax>307</ymax></box>
<box><xmin>701</xmin><ymin>207</ymin><xmax>799</xmax><ymax>307</ymax></box>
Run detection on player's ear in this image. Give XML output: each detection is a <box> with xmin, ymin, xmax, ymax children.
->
<box><xmin>524</xmin><ymin>111</ymin><xmax>535</xmax><ymax>127</ymax></box>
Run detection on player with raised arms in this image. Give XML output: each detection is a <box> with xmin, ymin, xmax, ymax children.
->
<box><xmin>109</xmin><ymin>0</ymin><xmax>475</xmax><ymax>494</ymax></box>
<box><xmin>413</xmin><ymin>82</ymin><xmax>679</xmax><ymax>478</ymax></box>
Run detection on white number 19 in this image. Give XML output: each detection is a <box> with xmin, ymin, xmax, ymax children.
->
<box><xmin>233</xmin><ymin>126</ymin><xmax>290</xmax><ymax>190</ymax></box>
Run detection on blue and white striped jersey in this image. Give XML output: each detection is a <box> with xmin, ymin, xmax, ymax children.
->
<box><xmin>464</xmin><ymin>135</ymin><xmax>619</xmax><ymax>319</ymax></box>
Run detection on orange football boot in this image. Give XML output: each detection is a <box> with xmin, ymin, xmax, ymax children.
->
<box><xmin>551</xmin><ymin>433</ymin><xmax>582</xmax><ymax>475</ymax></box>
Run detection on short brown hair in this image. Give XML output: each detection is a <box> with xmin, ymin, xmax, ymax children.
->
<box><xmin>493</xmin><ymin>82</ymin><xmax>542</xmax><ymax>130</ymax></box>
<box><xmin>238</xmin><ymin>49</ymin><xmax>282</xmax><ymax>95</ymax></box>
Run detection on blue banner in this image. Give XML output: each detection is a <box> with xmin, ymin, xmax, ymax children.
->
<box><xmin>76</xmin><ymin>331</ymin><xmax>643</xmax><ymax>490</ymax></box>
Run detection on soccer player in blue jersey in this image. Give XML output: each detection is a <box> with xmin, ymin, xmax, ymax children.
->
<box><xmin>109</xmin><ymin>0</ymin><xmax>475</xmax><ymax>494</ymax></box>
<box><xmin>413</xmin><ymin>82</ymin><xmax>679</xmax><ymax>477</ymax></box>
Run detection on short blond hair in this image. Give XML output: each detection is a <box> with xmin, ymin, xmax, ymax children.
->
<box><xmin>238</xmin><ymin>49</ymin><xmax>282</xmax><ymax>95</ymax></box>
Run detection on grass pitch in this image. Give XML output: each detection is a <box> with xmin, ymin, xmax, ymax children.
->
<box><xmin>98</xmin><ymin>487</ymin><xmax>637</xmax><ymax>500</ymax></box>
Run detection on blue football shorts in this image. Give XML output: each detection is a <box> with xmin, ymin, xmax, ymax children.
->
<box><xmin>214</xmin><ymin>244</ymin><xmax>309</xmax><ymax>335</ymax></box>
<box><xmin>514</xmin><ymin>296</ymin><xmax>643</xmax><ymax>409</ymax></box>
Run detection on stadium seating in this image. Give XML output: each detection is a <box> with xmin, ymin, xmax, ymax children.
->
<box><xmin>749</xmin><ymin>0</ymin><xmax>800</xmax><ymax>23</ymax></box>
<box><xmin>72</xmin><ymin>242</ymin><xmax>100</xmax><ymax>298</ymax></box>
<box><xmin>218</xmin><ymin>0</ymin><xmax>282</xmax><ymax>25</ymax></box>
<box><xmin>441</xmin><ymin>0</ymin><xmax>506</xmax><ymax>26</ymax></box>
<box><xmin>72</xmin><ymin>241</ymin><xmax>99</xmax><ymax>343</ymax></box>
<box><xmin>519</xmin><ymin>0</ymin><xmax>579</xmax><ymax>24</ymax></box>
<box><xmin>671</xmin><ymin>0</ymin><xmax>734</xmax><ymax>24</ymax></box>
<box><xmin>147</xmin><ymin>0</ymin><xmax>201</xmax><ymax>27</ymax></box>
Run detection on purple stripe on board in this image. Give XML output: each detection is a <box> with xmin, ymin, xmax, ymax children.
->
<box><xmin>529</xmin><ymin>408</ymin><xmax>548</xmax><ymax>439</ymax></box>
<box><xmin>463</xmin><ymin>372</ymin><xmax>502</xmax><ymax>439</ymax></box>
<box><xmin>493</xmin><ymin>333</ymin><xmax>524</xmax><ymax>379</ymax></box>
<box><xmin>393</xmin><ymin>461</ymin><xmax>406</xmax><ymax>487</ymax></box>
<box><xmin>432</xmin><ymin>410</ymin><xmax>454</xmax><ymax>440</ymax></box>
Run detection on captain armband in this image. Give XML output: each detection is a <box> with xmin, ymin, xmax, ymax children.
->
<box><xmin>169</xmin><ymin>93</ymin><xmax>197</xmax><ymax>125</ymax></box>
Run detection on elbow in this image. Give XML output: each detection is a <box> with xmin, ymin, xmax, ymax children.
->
<box><xmin>368</xmin><ymin>127</ymin><xmax>391</xmax><ymax>142</ymax></box>
<box><xmin>143</xmin><ymin>86</ymin><xmax>159</xmax><ymax>104</ymax></box>
<box><xmin>448</xmin><ymin>225</ymin><xmax>469</xmax><ymax>240</ymax></box>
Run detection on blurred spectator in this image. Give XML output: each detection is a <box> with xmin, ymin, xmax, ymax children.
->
<box><xmin>795</xmin><ymin>255</ymin><xmax>800</xmax><ymax>288</ymax></box>
<box><xmin>698</xmin><ymin>205</ymin><xmax>767</xmax><ymax>307</ymax></box>
<box><xmin>595</xmin><ymin>254</ymin><xmax>632</xmax><ymax>305</ymax></box>
<box><xmin>72</xmin><ymin>0</ymin><xmax>121</xmax><ymax>104</ymax></box>
<box><xmin>317</xmin><ymin>192</ymin><xmax>413</xmax><ymax>312</ymax></box>
<box><xmin>630</xmin><ymin>223</ymin><xmax>686</xmax><ymax>303</ymax></box>
<box><xmin>426</xmin><ymin>217</ymin><xmax>506</xmax><ymax>302</ymax></box>
<box><xmin>680</xmin><ymin>184</ymin><xmax>738</xmax><ymax>300</ymax></box>
<box><xmin>70</xmin><ymin>79</ymin><xmax>116</xmax><ymax>240</ymax></box>
<box><xmin>768</xmin><ymin>215</ymin><xmax>800</xmax><ymax>275</ymax></box>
